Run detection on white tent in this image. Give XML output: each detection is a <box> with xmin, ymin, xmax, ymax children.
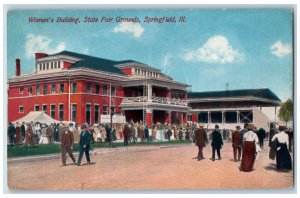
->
<box><xmin>14</xmin><ymin>111</ymin><xmax>60</xmax><ymax>125</ymax></box>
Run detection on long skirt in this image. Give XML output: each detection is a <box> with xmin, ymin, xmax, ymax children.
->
<box><xmin>241</xmin><ymin>141</ymin><xmax>256</xmax><ymax>172</ymax></box>
<box><xmin>276</xmin><ymin>143</ymin><xmax>292</xmax><ymax>170</ymax></box>
<box><xmin>39</xmin><ymin>136</ymin><xmax>49</xmax><ymax>144</ymax></box>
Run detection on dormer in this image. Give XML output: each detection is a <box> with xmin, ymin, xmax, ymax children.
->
<box><xmin>115</xmin><ymin>61</ymin><xmax>172</xmax><ymax>80</ymax></box>
<box><xmin>35</xmin><ymin>52</ymin><xmax>81</xmax><ymax>74</ymax></box>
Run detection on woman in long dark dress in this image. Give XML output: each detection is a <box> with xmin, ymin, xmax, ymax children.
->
<box><xmin>271</xmin><ymin>128</ymin><xmax>292</xmax><ymax>170</ymax></box>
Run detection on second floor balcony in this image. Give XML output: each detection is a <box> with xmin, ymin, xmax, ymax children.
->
<box><xmin>121</xmin><ymin>96</ymin><xmax>188</xmax><ymax>107</ymax></box>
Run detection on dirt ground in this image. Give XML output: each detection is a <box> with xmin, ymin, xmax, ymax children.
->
<box><xmin>7</xmin><ymin>141</ymin><xmax>293</xmax><ymax>191</ymax></box>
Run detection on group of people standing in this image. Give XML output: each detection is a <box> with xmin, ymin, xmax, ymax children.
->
<box><xmin>193</xmin><ymin>123</ymin><xmax>292</xmax><ymax>172</ymax></box>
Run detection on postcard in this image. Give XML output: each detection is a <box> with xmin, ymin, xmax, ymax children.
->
<box><xmin>6</xmin><ymin>7</ymin><xmax>294</xmax><ymax>191</ymax></box>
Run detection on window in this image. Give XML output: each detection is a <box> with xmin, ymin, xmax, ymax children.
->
<box><xmin>103</xmin><ymin>105</ymin><xmax>108</xmax><ymax>115</ymax></box>
<box><xmin>28</xmin><ymin>87</ymin><xmax>32</xmax><ymax>95</ymax></box>
<box><xmin>51</xmin><ymin>62</ymin><xmax>53</xmax><ymax>69</ymax></box>
<box><xmin>103</xmin><ymin>85</ymin><xmax>107</xmax><ymax>95</ymax></box>
<box><xmin>43</xmin><ymin>85</ymin><xmax>48</xmax><ymax>95</ymax></box>
<box><xmin>46</xmin><ymin>62</ymin><xmax>49</xmax><ymax>70</ymax></box>
<box><xmin>34</xmin><ymin>105</ymin><xmax>39</xmax><ymax>111</ymax></box>
<box><xmin>72</xmin><ymin>104</ymin><xmax>77</xmax><ymax>122</ymax></box>
<box><xmin>50</xmin><ymin>104</ymin><xmax>55</xmax><ymax>119</ymax></box>
<box><xmin>39</xmin><ymin>64</ymin><xmax>42</xmax><ymax>71</ymax></box>
<box><xmin>59</xmin><ymin>83</ymin><xmax>64</xmax><ymax>93</ymax></box>
<box><xmin>19</xmin><ymin>87</ymin><xmax>24</xmax><ymax>94</ymax></box>
<box><xmin>86</xmin><ymin>104</ymin><xmax>91</xmax><ymax>124</ymax></box>
<box><xmin>94</xmin><ymin>105</ymin><xmax>99</xmax><ymax>124</ymax></box>
<box><xmin>211</xmin><ymin>111</ymin><xmax>222</xmax><ymax>123</ymax></box>
<box><xmin>72</xmin><ymin>82</ymin><xmax>77</xmax><ymax>93</ymax></box>
<box><xmin>36</xmin><ymin>85</ymin><xmax>40</xmax><ymax>95</ymax></box>
<box><xmin>58</xmin><ymin>61</ymin><xmax>61</xmax><ymax>68</ymax></box>
<box><xmin>59</xmin><ymin>104</ymin><xmax>64</xmax><ymax>121</ymax></box>
<box><xmin>224</xmin><ymin>112</ymin><xmax>237</xmax><ymax>123</ymax></box>
<box><xmin>198</xmin><ymin>112</ymin><xmax>208</xmax><ymax>123</ymax></box>
<box><xmin>43</xmin><ymin>63</ymin><xmax>45</xmax><ymax>70</ymax></box>
<box><xmin>19</xmin><ymin>106</ymin><xmax>24</xmax><ymax>113</ymax></box>
<box><xmin>86</xmin><ymin>83</ymin><xmax>91</xmax><ymax>93</ymax></box>
<box><xmin>95</xmin><ymin>84</ymin><xmax>100</xmax><ymax>94</ymax></box>
<box><xmin>54</xmin><ymin>62</ymin><xmax>57</xmax><ymax>69</ymax></box>
<box><xmin>42</xmin><ymin>105</ymin><xmax>47</xmax><ymax>113</ymax></box>
<box><xmin>51</xmin><ymin>84</ymin><xmax>56</xmax><ymax>94</ymax></box>
<box><xmin>111</xmin><ymin>86</ymin><xmax>116</xmax><ymax>96</ymax></box>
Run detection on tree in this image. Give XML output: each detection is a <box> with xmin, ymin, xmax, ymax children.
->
<box><xmin>278</xmin><ymin>99</ymin><xmax>293</xmax><ymax>126</ymax></box>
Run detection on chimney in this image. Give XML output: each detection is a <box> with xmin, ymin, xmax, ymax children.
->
<box><xmin>16</xmin><ymin>59</ymin><xmax>20</xmax><ymax>76</ymax></box>
<box><xmin>35</xmin><ymin>53</ymin><xmax>48</xmax><ymax>59</ymax></box>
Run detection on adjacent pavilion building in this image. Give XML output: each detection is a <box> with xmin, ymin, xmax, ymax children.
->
<box><xmin>187</xmin><ymin>89</ymin><xmax>282</xmax><ymax>130</ymax></box>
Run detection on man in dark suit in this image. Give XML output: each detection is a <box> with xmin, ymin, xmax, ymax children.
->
<box><xmin>232</xmin><ymin>126</ymin><xmax>241</xmax><ymax>162</ymax></box>
<box><xmin>211</xmin><ymin>125</ymin><xmax>223</xmax><ymax>161</ymax></box>
<box><xmin>194</xmin><ymin>124</ymin><xmax>208</xmax><ymax>160</ymax></box>
<box><xmin>8</xmin><ymin>122</ymin><xmax>16</xmax><ymax>146</ymax></box>
<box><xmin>123</xmin><ymin>123</ymin><xmax>131</xmax><ymax>146</ymax></box>
<box><xmin>77</xmin><ymin>124</ymin><xmax>92</xmax><ymax>166</ymax></box>
<box><xmin>61</xmin><ymin>127</ymin><xmax>76</xmax><ymax>166</ymax></box>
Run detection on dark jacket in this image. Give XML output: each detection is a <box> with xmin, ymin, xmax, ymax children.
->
<box><xmin>211</xmin><ymin>129</ymin><xmax>223</xmax><ymax>149</ymax></box>
<box><xmin>144</xmin><ymin>127</ymin><xmax>149</xmax><ymax>138</ymax></box>
<box><xmin>61</xmin><ymin>131</ymin><xmax>74</xmax><ymax>149</ymax></box>
<box><xmin>79</xmin><ymin>130</ymin><xmax>92</xmax><ymax>149</ymax></box>
<box><xmin>232</xmin><ymin>130</ymin><xmax>240</xmax><ymax>148</ymax></box>
<box><xmin>8</xmin><ymin>124</ymin><xmax>16</xmax><ymax>137</ymax></box>
<box><xmin>123</xmin><ymin>125</ymin><xmax>131</xmax><ymax>139</ymax></box>
<box><xmin>21</xmin><ymin>124</ymin><xmax>26</xmax><ymax>137</ymax></box>
<box><xmin>257</xmin><ymin>128</ymin><xmax>266</xmax><ymax>140</ymax></box>
<box><xmin>194</xmin><ymin>128</ymin><xmax>208</xmax><ymax>147</ymax></box>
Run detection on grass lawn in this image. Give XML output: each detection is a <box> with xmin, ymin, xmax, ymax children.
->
<box><xmin>7</xmin><ymin>140</ymin><xmax>193</xmax><ymax>158</ymax></box>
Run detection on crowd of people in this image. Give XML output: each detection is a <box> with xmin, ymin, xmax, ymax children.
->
<box><xmin>193</xmin><ymin>123</ymin><xmax>293</xmax><ymax>172</ymax></box>
<box><xmin>7</xmin><ymin>120</ymin><xmax>293</xmax><ymax>170</ymax></box>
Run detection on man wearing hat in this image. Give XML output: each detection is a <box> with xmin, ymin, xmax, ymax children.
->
<box><xmin>61</xmin><ymin>126</ymin><xmax>76</xmax><ymax>166</ymax></box>
<box><xmin>77</xmin><ymin>123</ymin><xmax>92</xmax><ymax>166</ymax></box>
<box><xmin>211</xmin><ymin>125</ymin><xmax>223</xmax><ymax>161</ymax></box>
<box><xmin>232</xmin><ymin>126</ymin><xmax>241</xmax><ymax>162</ymax></box>
<box><xmin>194</xmin><ymin>123</ymin><xmax>208</xmax><ymax>160</ymax></box>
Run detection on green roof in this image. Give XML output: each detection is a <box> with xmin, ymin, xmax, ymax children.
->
<box><xmin>49</xmin><ymin>51</ymin><xmax>130</xmax><ymax>75</ymax></box>
<box><xmin>188</xmin><ymin>88</ymin><xmax>281</xmax><ymax>102</ymax></box>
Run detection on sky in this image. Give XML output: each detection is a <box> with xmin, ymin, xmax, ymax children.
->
<box><xmin>7</xmin><ymin>9</ymin><xmax>294</xmax><ymax>101</ymax></box>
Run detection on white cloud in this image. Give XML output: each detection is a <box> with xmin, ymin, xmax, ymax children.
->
<box><xmin>270</xmin><ymin>40</ymin><xmax>292</xmax><ymax>58</ymax></box>
<box><xmin>25</xmin><ymin>34</ymin><xmax>66</xmax><ymax>58</ymax></box>
<box><xmin>181</xmin><ymin>35</ymin><xmax>243</xmax><ymax>64</ymax></box>
<box><xmin>113</xmin><ymin>22</ymin><xmax>144</xmax><ymax>38</ymax></box>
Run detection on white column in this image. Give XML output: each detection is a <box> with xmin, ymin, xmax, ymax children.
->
<box><xmin>147</xmin><ymin>84</ymin><xmax>152</xmax><ymax>102</ymax></box>
<box><xmin>222</xmin><ymin>111</ymin><xmax>224</xmax><ymax>124</ymax></box>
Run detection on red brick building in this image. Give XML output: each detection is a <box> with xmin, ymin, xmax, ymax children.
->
<box><xmin>8</xmin><ymin>51</ymin><xmax>189</xmax><ymax>126</ymax></box>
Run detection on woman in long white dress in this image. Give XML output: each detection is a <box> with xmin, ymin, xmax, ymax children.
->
<box><xmin>39</xmin><ymin>124</ymin><xmax>49</xmax><ymax>144</ymax></box>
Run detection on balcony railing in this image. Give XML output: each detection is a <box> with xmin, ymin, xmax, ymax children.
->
<box><xmin>121</xmin><ymin>96</ymin><xmax>188</xmax><ymax>106</ymax></box>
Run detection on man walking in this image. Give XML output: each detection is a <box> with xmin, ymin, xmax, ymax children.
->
<box><xmin>257</xmin><ymin>128</ymin><xmax>266</xmax><ymax>149</ymax></box>
<box><xmin>232</xmin><ymin>126</ymin><xmax>241</xmax><ymax>162</ymax></box>
<box><xmin>194</xmin><ymin>124</ymin><xmax>208</xmax><ymax>160</ymax></box>
<box><xmin>77</xmin><ymin>124</ymin><xmax>92</xmax><ymax>166</ymax></box>
<box><xmin>61</xmin><ymin>127</ymin><xmax>76</xmax><ymax>166</ymax></box>
<box><xmin>211</xmin><ymin>125</ymin><xmax>223</xmax><ymax>161</ymax></box>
